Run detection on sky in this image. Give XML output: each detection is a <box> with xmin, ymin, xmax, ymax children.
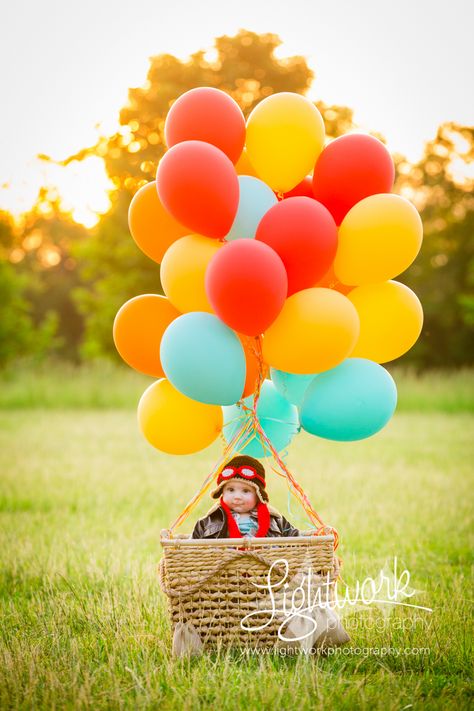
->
<box><xmin>1</xmin><ymin>0</ymin><xmax>473</xmax><ymax>224</ymax></box>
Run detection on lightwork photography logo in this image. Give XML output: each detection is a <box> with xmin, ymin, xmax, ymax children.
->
<box><xmin>239</xmin><ymin>556</ymin><xmax>433</xmax><ymax>646</ymax></box>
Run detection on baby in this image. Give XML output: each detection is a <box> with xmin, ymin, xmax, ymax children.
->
<box><xmin>185</xmin><ymin>453</ymin><xmax>350</xmax><ymax>656</ymax></box>
<box><xmin>191</xmin><ymin>455</ymin><xmax>300</xmax><ymax>539</ymax></box>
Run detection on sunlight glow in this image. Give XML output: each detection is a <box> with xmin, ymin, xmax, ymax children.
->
<box><xmin>448</xmin><ymin>158</ymin><xmax>474</xmax><ymax>186</ymax></box>
<box><xmin>1</xmin><ymin>0</ymin><xmax>473</xmax><ymax>224</ymax></box>
<box><xmin>39</xmin><ymin>247</ymin><xmax>61</xmax><ymax>268</ymax></box>
<box><xmin>0</xmin><ymin>156</ymin><xmax>114</xmax><ymax>228</ymax></box>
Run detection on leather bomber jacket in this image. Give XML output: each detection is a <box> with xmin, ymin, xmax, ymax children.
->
<box><xmin>191</xmin><ymin>503</ymin><xmax>301</xmax><ymax>539</ymax></box>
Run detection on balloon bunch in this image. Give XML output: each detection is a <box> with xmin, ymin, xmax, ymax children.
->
<box><xmin>114</xmin><ymin>88</ymin><xmax>423</xmax><ymax>456</ymax></box>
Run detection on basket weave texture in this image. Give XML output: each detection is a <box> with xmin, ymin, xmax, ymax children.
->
<box><xmin>159</xmin><ymin>533</ymin><xmax>338</xmax><ymax>649</ymax></box>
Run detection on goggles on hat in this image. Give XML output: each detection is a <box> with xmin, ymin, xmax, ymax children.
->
<box><xmin>218</xmin><ymin>464</ymin><xmax>266</xmax><ymax>488</ymax></box>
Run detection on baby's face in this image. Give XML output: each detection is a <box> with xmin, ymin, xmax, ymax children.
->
<box><xmin>222</xmin><ymin>480</ymin><xmax>257</xmax><ymax>513</ymax></box>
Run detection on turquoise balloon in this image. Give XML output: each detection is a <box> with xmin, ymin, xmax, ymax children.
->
<box><xmin>223</xmin><ymin>380</ymin><xmax>299</xmax><ymax>457</ymax></box>
<box><xmin>226</xmin><ymin>176</ymin><xmax>277</xmax><ymax>241</ymax></box>
<box><xmin>271</xmin><ymin>368</ymin><xmax>317</xmax><ymax>407</ymax></box>
<box><xmin>300</xmin><ymin>358</ymin><xmax>397</xmax><ymax>441</ymax></box>
<box><xmin>160</xmin><ymin>312</ymin><xmax>246</xmax><ymax>405</ymax></box>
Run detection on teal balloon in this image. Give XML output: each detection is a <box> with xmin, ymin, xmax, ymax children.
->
<box><xmin>271</xmin><ymin>368</ymin><xmax>317</xmax><ymax>407</ymax></box>
<box><xmin>226</xmin><ymin>176</ymin><xmax>277</xmax><ymax>241</ymax></box>
<box><xmin>223</xmin><ymin>379</ymin><xmax>299</xmax><ymax>457</ymax></box>
<box><xmin>160</xmin><ymin>312</ymin><xmax>246</xmax><ymax>405</ymax></box>
<box><xmin>300</xmin><ymin>358</ymin><xmax>397</xmax><ymax>441</ymax></box>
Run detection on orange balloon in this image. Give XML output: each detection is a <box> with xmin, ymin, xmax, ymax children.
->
<box><xmin>113</xmin><ymin>295</ymin><xmax>180</xmax><ymax>377</ymax></box>
<box><xmin>128</xmin><ymin>182</ymin><xmax>188</xmax><ymax>264</ymax></box>
<box><xmin>235</xmin><ymin>148</ymin><xmax>258</xmax><ymax>178</ymax></box>
<box><xmin>239</xmin><ymin>335</ymin><xmax>269</xmax><ymax>398</ymax></box>
<box><xmin>262</xmin><ymin>288</ymin><xmax>359</xmax><ymax>374</ymax></box>
<box><xmin>316</xmin><ymin>265</ymin><xmax>354</xmax><ymax>295</ymax></box>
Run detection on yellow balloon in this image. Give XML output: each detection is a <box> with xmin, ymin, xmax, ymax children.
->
<box><xmin>246</xmin><ymin>93</ymin><xmax>325</xmax><ymax>193</ymax></box>
<box><xmin>137</xmin><ymin>379</ymin><xmax>223</xmax><ymax>455</ymax></box>
<box><xmin>262</xmin><ymin>288</ymin><xmax>360</xmax><ymax>374</ymax></box>
<box><xmin>334</xmin><ymin>194</ymin><xmax>423</xmax><ymax>285</ymax></box>
<box><xmin>348</xmin><ymin>281</ymin><xmax>423</xmax><ymax>363</ymax></box>
<box><xmin>160</xmin><ymin>234</ymin><xmax>222</xmax><ymax>313</ymax></box>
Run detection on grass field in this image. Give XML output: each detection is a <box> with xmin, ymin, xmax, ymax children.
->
<box><xmin>0</xmin><ymin>366</ymin><xmax>473</xmax><ymax>709</ymax></box>
<box><xmin>0</xmin><ymin>360</ymin><xmax>473</xmax><ymax>412</ymax></box>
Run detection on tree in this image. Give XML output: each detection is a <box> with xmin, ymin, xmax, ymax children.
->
<box><xmin>5</xmin><ymin>29</ymin><xmax>471</xmax><ymax>369</ymax></box>
<box><xmin>0</xmin><ymin>210</ymin><xmax>58</xmax><ymax>367</ymax></box>
<box><xmin>396</xmin><ymin>123</ymin><xmax>474</xmax><ymax>368</ymax></box>
<box><xmin>1</xmin><ymin>191</ymin><xmax>89</xmax><ymax>363</ymax></box>
<box><xmin>75</xmin><ymin>29</ymin><xmax>355</xmax><ymax>358</ymax></box>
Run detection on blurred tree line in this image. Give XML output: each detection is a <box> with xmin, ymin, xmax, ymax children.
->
<box><xmin>1</xmin><ymin>30</ymin><xmax>472</xmax><ymax>369</ymax></box>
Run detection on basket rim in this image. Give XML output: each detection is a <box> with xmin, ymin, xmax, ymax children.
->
<box><xmin>160</xmin><ymin>534</ymin><xmax>335</xmax><ymax>547</ymax></box>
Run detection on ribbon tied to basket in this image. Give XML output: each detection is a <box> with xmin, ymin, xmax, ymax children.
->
<box><xmin>164</xmin><ymin>336</ymin><xmax>339</xmax><ymax>550</ymax></box>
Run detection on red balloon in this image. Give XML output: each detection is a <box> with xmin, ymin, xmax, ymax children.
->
<box><xmin>205</xmin><ymin>241</ymin><xmax>288</xmax><ymax>336</ymax></box>
<box><xmin>156</xmin><ymin>141</ymin><xmax>239</xmax><ymax>239</ymax></box>
<box><xmin>255</xmin><ymin>197</ymin><xmax>338</xmax><ymax>295</ymax></box>
<box><xmin>165</xmin><ymin>87</ymin><xmax>246</xmax><ymax>164</ymax></box>
<box><xmin>312</xmin><ymin>134</ymin><xmax>395</xmax><ymax>225</ymax></box>
<box><xmin>283</xmin><ymin>176</ymin><xmax>314</xmax><ymax>199</ymax></box>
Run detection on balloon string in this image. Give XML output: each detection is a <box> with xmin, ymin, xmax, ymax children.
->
<box><xmin>252</xmin><ymin>411</ymin><xmax>339</xmax><ymax>549</ymax></box>
<box><xmin>285</xmin><ymin>488</ymin><xmax>315</xmax><ymax>531</ymax></box>
<box><xmin>248</xmin><ymin>338</ymin><xmax>339</xmax><ymax>550</ymax></box>
<box><xmin>241</xmin><ymin>413</ymin><xmax>301</xmax><ymax>428</ymax></box>
<box><xmin>168</xmin><ymin>335</ymin><xmax>339</xmax><ymax>550</ymax></box>
<box><xmin>168</xmin><ymin>416</ymin><xmax>254</xmax><ymax>534</ymax></box>
<box><xmin>224</xmin><ymin>413</ymin><xmax>250</xmax><ymax>428</ymax></box>
<box><xmin>168</xmin><ymin>340</ymin><xmax>265</xmax><ymax>534</ymax></box>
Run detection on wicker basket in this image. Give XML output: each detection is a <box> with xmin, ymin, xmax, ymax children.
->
<box><xmin>159</xmin><ymin>532</ymin><xmax>339</xmax><ymax>650</ymax></box>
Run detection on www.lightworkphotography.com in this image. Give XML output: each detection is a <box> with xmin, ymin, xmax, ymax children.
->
<box><xmin>243</xmin><ymin>646</ymin><xmax>432</xmax><ymax>657</ymax></box>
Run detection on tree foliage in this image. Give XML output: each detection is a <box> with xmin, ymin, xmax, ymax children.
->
<box><xmin>2</xmin><ymin>30</ymin><xmax>472</xmax><ymax>369</ymax></box>
<box><xmin>0</xmin><ymin>210</ymin><xmax>59</xmax><ymax>366</ymax></box>
<box><xmin>75</xmin><ymin>30</ymin><xmax>355</xmax><ymax>358</ymax></box>
<box><xmin>103</xmin><ymin>30</ymin><xmax>351</xmax><ymax>190</ymax></box>
<box><xmin>396</xmin><ymin>123</ymin><xmax>474</xmax><ymax>367</ymax></box>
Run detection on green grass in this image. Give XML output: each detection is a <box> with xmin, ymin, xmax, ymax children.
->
<box><xmin>0</xmin><ymin>360</ymin><xmax>150</xmax><ymax>410</ymax></box>
<box><xmin>0</xmin><ymin>359</ymin><xmax>473</xmax><ymax>412</ymax></box>
<box><xmin>1</xmin><ymin>405</ymin><xmax>473</xmax><ymax>709</ymax></box>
